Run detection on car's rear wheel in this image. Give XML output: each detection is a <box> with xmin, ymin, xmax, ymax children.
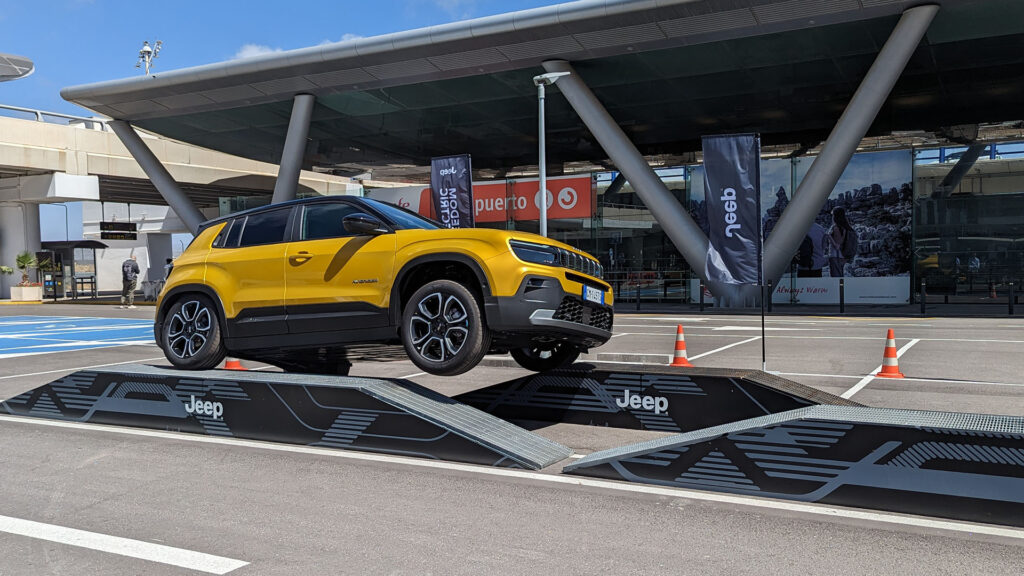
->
<box><xmin>161</xmin><ymin>295</ymin><xmax>226</xmax><ymax>370</ymax></box>
<box><xmin>401</xmin><ymin>279</ymin><xmax>489</xmax><ymax>376</ymax></box>
<box><xmin>510</xmin><ymin>342</ymin><xmax>580</xmax><ymax>372</ymax></box>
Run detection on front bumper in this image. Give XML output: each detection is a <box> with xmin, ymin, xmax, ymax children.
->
<box><xmin>484</xmin><ymin>274</ymin><xmax>613</xmax><ymax>349</ymax></box>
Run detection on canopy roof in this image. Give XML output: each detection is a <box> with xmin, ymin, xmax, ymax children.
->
<box><xmin>62</xmin><ymin>0</ymin><xmax>1024</xmax><ymax>175</ymax></box>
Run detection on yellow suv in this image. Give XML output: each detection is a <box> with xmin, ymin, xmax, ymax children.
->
<box><xmin>155</xmin><ymin>196</ymin><xmax>613</xmax><ymax>376</ymax></box>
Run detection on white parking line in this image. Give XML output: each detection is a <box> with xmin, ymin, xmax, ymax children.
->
<box><xmin>2</xmin><ymin>415</ymin><xmax>1021</xmax><ymax>542</ymax></box>
<box><xmin>841</xmin><ymin>339</ymin><xmax>921</xmax><ymax>399</ymax></box>
<box><xmin>400</xmin><ymin>371</ymin><xmax>427</xmax><ymax>379</ymax></box>
<box><xmin>0</xmin><ymin>357</ymin><xmax>166</xmax><ymax>380</ymax></box>
<box><xmin>688</xmin><ymin>336</ymin><xmax>761</xmax><ymax>360</ymax></box>
<box><xmin>0</xmin><ymin>514</ymin><xmax>247</xmax><ymax>574</ymax></box>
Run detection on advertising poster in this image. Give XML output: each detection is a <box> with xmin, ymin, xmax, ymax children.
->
<box><xmin>701</xmin><ymin>134</ymin><xmax>762</xmax><ymax>285</ymax></box>
<box><xmin>430</xmin><ymin>154</ymin><xmax>474</xmax><ymax>228</ymax></box>
<box><xmin>689</xmin><ymin>149</ymin><xmax>913</xmax><ymax>303</ymax></box>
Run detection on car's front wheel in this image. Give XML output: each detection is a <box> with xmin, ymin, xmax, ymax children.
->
<box><xmin>401</xmin><ymin>279</ymin><xmax>490</xmax><ymax>376</ymax></box>
<box><xmin>510</xmin><ymin>342</ymin><xmax>580</xmax><ymax>372</ymax></box>
<box><xmin>161</xmin><ymin>294</ymin><xmax>226</xmax><ymax>370</ymax></box>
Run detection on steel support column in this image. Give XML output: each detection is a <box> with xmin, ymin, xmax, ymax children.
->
<box><xmin>761</xmin><ymin>4</ymin><xmax>939</xmax><ymax>286</ymax></box>
<box><xmin>541</xmin><ymin>60</ymin><xmax>709</xmax><ymax>281</ymax></box>
<box><xmin>933</xmin><ymin>142</ymin><xmax>986</xmax><ymax>198</ymax></box>
<box><xmin>271</xmin><ymin>94</ymin><xmax>315</xmax><ymax>205</ymax></box>
<box><xmin>109</xmin><ymin>120</ymin><xmax>205</xmax><ymax>234</ymax></box>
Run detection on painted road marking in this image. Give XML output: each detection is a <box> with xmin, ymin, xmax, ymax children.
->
<box><xmin>712</xmin><ymin>326</ymin><xmax>819</xmax><ymax>331</ymax></box>
<box><xmin>0</xmin><ymin>357</ymin><xmax>166</xmax><ymax>381</ymax></box>
<box><xmin>2</xmin><ymin>415</ymin><xmax>1021</xmax><ymax>543</ymax></box>
<box><xmin>0</xmin><ymin>316</ymin><xmax>155</xmax><ymax>359</ymax></box>
<box><xmin>841</xmin><ymin>339</ymin><xmax>921</xmax><ymax>399</ymax></box>
<box><xmin>0</xmin><ymin>514</ymin><xmax>247</xmax><ymax>574</ymax></box>
<box><xmin>400</xmin><ymin>371</ymin><xmax>427</xmax><ymax>379</ymax></box>
<box><xmin>688</xmin><ymin>336</ymin><xmax>761</xmax><ymax>360</ymax></box>
<box><xmin>777</xmin><ymin>372</ymin><xmax>1024</xmax><ymax>388</ymax></box>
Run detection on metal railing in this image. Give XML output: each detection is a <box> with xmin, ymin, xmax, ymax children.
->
<box><xmin>0</xmin><ymin>103</ymin><xmax>109</xmax><ymax>131</ymax></box>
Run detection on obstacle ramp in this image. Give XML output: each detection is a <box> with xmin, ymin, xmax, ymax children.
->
<box><xmin>564</xmin><ymin>405</ymin><xmax>1024</xmax><ymax>527</ymax></box>
<box><xmin>2</xmin><ymin>364</ymin><xmax>572</xmax><ymax>470</ymax></box>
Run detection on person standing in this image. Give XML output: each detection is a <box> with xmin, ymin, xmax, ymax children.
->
<box><xmin>797</xmin><ymin>222</ymin><xmax>828</xmax><ymax>278</ymax></box>
<box><xmin>827</xmin><ymin>207</ymin><xmax>858</xmax><ymax>277</ymax></box>
<box><xmin>120</xmin><ymin>255</ymin><xmax>140</xmax><ymax>309</ymax></box>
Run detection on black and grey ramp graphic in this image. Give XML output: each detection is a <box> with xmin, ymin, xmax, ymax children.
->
<box><xmin>455</xmin><ymin>363</ymin><xmax>859</xmax><ymax>433</ymax></box>
<box><xmin>564</xmin><ymin>406</ymin><xmax>1024</xmax><ymax>527</ymax></box>
<box><xmin>1</xmin><ymin>364</ymin><xmax>571</xmax><ymax>470</ymax></box>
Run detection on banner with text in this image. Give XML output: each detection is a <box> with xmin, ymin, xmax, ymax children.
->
<box><xmin>702</xmin><ymin>133</ymin><xmax>762</xmax><ymax>285</ymax></box>
<box><xmin>430</xmin><ymin>154</ymin><xmax>474</xmax><ymax>228</ymax></box>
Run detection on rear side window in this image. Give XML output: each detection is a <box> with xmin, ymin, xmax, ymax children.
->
<box><xmin>301</xmin><ymin>203</ymin><xmax>361</xmax><ymax>240</ymax></box>
<box><xmin>225</xmin><ymin>218</ymin><xmax>244</xmax><ymax>248</ymax></box>
<box><xmin>239</xmin><ymin>208</ymin><xmax>290</xmax><ymax>247</ymax></box>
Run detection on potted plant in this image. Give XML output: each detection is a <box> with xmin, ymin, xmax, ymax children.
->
<box><xmin>10</xmin><ymin>251</ymin><xmax>43</xmax><ymax>301</ymax></box>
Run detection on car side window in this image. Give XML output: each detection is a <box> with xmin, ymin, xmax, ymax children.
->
<box><xmin>301</xmin><ymin>203</ymin><xmax>361</xmax><ymax>240</ymax></box>
<box><xmin>224</xmin><ymin>217</ymin><xmax>244</xmax><ymax>247</ymax></box>
<box><xmin>238</xmin><ymin>208</ymin><xmax>290</xmax><ymax>247</ymax></box>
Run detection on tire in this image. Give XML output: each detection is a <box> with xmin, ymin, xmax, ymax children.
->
<box><xmin>161</xmin><ymin>294</ymin><xmax>226</xmax><ymax>370</ymax></box>
<box><xmin>401</xmin><ymin>279</ymin><xmax>490</xmax><ymax>376</ymax></box>
<box><xmin>510</xmin><ymin>342</ymin><xmax>580</xmax><ymax>372</ymax></box>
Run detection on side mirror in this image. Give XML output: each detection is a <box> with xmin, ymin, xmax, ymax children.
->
<box><xmin>343</xmin><ymin>213</ymin><xmax>389</xmax><ymax>236</ymax></box>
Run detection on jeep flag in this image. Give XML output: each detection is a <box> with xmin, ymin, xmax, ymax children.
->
<box><xmin>430</xmin><ymin>154</ymin><xmax>474</xmax><ymax>228</ymax></box>
<box><xmin>702</xmin><ymin>133</ymin><xmax>762</xmax><ymax>285</ymax></box>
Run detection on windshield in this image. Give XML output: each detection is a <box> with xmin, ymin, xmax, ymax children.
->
<box><xmin>364</xmin><ymin>198</ymin><xmax>440</xmax><ymax>230</ymax></box>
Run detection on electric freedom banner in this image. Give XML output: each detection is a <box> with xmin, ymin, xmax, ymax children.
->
<box><xmin>702</xmin><ymin>134</ymin><xmax>762</xmax><ymax>285</ymax></box>
<box><xmin>430</xmin><ymin>154</ymin><xmax>474</xmax><ymax>228</ymax></box>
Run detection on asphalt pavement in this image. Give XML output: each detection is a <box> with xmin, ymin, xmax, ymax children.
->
<box><xmin>0</xmin><ymin>303</ymin><xmax>1022</xmax><ymax>575</ymax></box>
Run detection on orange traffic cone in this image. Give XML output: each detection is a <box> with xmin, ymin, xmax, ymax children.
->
<box><xmin>990</xmin><ymin>283</ymin><xmax>998</xmax><ymax>299</ymax></box>
<box><xmin>875</xmin><ymin>329</ymin><xmax>904</xmax><ymax>378</ymax></box>
<box><xmin>223</xmin><ymin>357</ymin><xmax>247</xmax><ymax>371</ymax></box>
<box><xmin>669</xmin><ymin>325</ymin><xmax>693</xmax><ymax>367</ymax></box>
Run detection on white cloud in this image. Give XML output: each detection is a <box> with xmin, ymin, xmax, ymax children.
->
<box><xmin>319</xmin><ymin>33</ymin><xmax>363</xmax><ymax>46</ymax></box>
<box><xmin>233</xmin><ymin>43</ymin><xmax>282</xmax><ymax>59</ymax></box>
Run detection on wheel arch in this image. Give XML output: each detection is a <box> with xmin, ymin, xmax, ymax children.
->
<box><xmin>390</xmin><ymin>253</ymin><xmax>492</xmax><ymax>325</ymax></box>
<box><xmin>156</xmin><ymin>284</ymin><xmax>228</xmax><ymax>345</ymax></box>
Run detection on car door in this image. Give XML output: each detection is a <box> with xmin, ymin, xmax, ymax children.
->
<box><xmin>284</xmin><ymin>201</ymin><xmax>398</xmax><ymax>334</ymax></box>
<box><xmin>206</xmin><ymin>207</ymin><xmax>291</xmax><ymax>338</ymax></box>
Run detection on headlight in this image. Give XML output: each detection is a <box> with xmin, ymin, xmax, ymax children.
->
<box><xmin>509</xmin><ymin>240</ymin><xmax>604</xmax><ymax>279</ymax></box>
<box><xmin>510</xmin><ymin>240</ymin><xmax>558</xmax><ymax>266</ymax></box>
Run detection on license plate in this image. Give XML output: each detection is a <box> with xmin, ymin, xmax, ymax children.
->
<box><xmin>582</xmin><ymin>285</ymin><xmax>604</xmax><ymax>305</ymax></box>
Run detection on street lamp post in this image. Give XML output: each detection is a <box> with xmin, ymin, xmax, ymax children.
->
<box><xmin>54</xmin><ymin>203</ymin><xmax>69</xmax><ymax>241</ymax></box>
<box><xmin>533</xmin><ymin>71</ymin><xmax>570</xmax><ymax>238</ymax></box>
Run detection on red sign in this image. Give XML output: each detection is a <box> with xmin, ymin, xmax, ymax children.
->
<box><xmin>472</xmin><ymin>175</ymin><xmax>594</xmax><ymax>223</ymax></box>
<box><xmin>367</xmin><ymin>175</ymin><xmax>594</xmax><ymax>223</ymax></box>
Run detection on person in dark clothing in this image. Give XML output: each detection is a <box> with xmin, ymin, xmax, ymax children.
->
<box><xmin>120</xmin><ymin>255</ymin><xmax>140</xmax><ymax>308</ymax></box>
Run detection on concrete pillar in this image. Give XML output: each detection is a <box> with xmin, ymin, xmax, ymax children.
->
<box><xmin>146</xmin><ymin>233</ymin><xmax>173</xmax><ymax>281</ymax></box>
<box><xmin>272</xmin><ymin>94</ymin><xmax>316</xmax><ymax>204</ymax></box>
<box><xmin>0</xmin><ymin>201</ymin><xmax>41</xmax><ymax>299</ymax></box>
<box><xmin>109</xmin><ymin>121</ymin><xmax>205</xmax><ymax>234</ymax></box>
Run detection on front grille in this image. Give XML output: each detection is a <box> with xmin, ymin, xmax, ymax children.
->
<box><xmin>553</xmin><ymin>296</ymin><xmax>613</xmax><ymax>332</ymax></box>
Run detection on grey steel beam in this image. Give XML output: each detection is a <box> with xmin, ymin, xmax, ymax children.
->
<box><xmin>271</xmin><ymin>94</ymin><xmax>315</xmax><ymax>204</ymax></box>
<box><xmin>109</xmin><ymin>120</ymin><xmax>205</xmax><ymax>234</ymax></box>
<box><xmin>542</xmin><ymin>59</ymin><xmax>709</xmax><ymax>281</ymax></box>
<box><xmin>933</xmin><ymin>142</ymin><xmax>985</xmax><ymax>198</ymax></box>
<box><xmin>761</xmin><ymin>4</ymin><xmax>939</xmax><ymax>285</ymax></box>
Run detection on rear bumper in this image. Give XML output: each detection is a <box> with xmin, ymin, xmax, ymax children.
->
<box><xmin>485</xmin><ymin>274</ymin><xmax>613</xmax><ymax>349</ymax></box>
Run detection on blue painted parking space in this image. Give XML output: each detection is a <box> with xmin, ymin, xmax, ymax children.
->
<box><xmin>0</xmin><ymin>316</ymin><xmax>155</xmax><ymax>359</ymax></box>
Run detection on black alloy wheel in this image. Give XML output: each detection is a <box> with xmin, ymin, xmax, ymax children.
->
<box><xmin>161</xmin><ymin>294</ymin><xmax>226</xmax><ymax>370</ymax></box>
<box><xmin>401</xmin><ymin>279</ymin><xmax>489</xmax><ymax>376</ymax></box>
<box><xmin>510</xmin><ymin>342</ymin><xmax>581</xmax><ymax>372</ymax></box>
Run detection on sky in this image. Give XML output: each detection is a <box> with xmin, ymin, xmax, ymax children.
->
<box><xmin>0</xmin><ymin>0</ymin><xmax>556</xmax><ymax>116</ymax></box>
<box><xmin>1</xmin><ymin>0</ymin><xmax>556</xmax><ymax>242</ymax></box>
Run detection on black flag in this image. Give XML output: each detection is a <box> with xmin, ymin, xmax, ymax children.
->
<box><xmin>430</xmin><ymin>154</ymin><xmax>474</xmax><ymax>228</ymax></box>
<box><xmin>702</xmin><ymin>134</ymin><xmax>762</xmax><ymax>285</ymax></box>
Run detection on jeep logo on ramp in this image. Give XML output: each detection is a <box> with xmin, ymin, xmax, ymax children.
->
<box><xmin>615</xmin><ymin>389</ymin><xmax>669</xmax><ymax>415</ymax></box>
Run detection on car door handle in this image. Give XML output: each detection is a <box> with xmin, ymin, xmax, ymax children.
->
<box><xmin>289</xmin><ymin>251</ymin><xmax>312</xmax><ymax>264</ymax></box>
